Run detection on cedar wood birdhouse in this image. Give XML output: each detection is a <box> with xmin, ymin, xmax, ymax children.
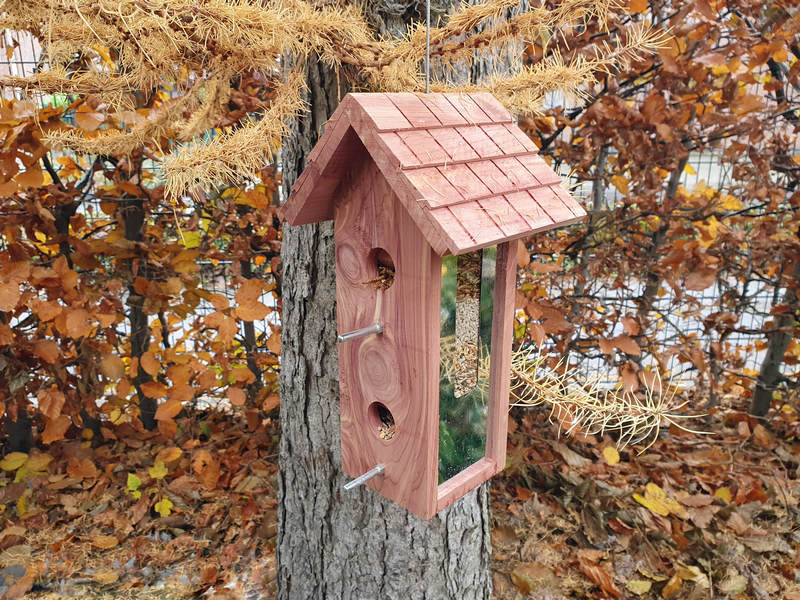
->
<box><xmin>280</xmin><ymin>92</ymin><xmax>586</xmax><ymax>519</ymax></box>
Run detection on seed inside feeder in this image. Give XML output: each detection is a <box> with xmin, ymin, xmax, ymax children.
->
<box><xmin>453</xmin><ymin>252</ymin><xmax>481</xmax><ymax>397</ymax></box>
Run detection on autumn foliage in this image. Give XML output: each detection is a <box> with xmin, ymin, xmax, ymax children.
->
<box><xmin>0</xmin><ymin>94</ymin><xmax>282</xmax><ymax>448</ymax></box>
<box><xmin>515</xmin><ymin>0</ymin><xmax>799</xmax><ymax>417</ymax></box>
<box><xmin>0</xmin><ymin>0</ymin><xmax>798</xmax><ymax>597</ymax></box>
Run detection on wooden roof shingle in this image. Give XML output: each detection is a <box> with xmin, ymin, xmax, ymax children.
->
<box><xmin>280</xmin><ymin>92</ymin><xmax>586</xmax><ymax>255</ymax></box>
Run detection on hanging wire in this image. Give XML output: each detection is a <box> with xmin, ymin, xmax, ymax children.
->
<box><xmin>425</xmin><ymin>0</ymin><xmax>430</xmax><ymax>93</ymax></box>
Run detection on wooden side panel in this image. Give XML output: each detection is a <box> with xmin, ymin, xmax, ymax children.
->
<box><xmin>436</xmin><ymin>458</ymin><xmax>497</xmax><ymax>514</ymax></box>
<box><xmin>335</xmin><ymin>151</ymin><xmax>441</xmax><ymax>519</ymax></box>
<box><xmin>485</xmin><ymin>240</ymin><xmax>519</xmax><ymax>466</ymax></box>
<box><xmin>436</xmin><ymin>240</ymin><xmax>519</xmax><ymax>514</ymax></box>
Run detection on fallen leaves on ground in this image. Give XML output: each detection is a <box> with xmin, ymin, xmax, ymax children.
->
<box><xmin>491</xmin><ymin>392</ymin><xmax>800</xmax><ymax>599</ymax></box>
<box><xmin>0</xmin><ymin>409</ymin><xmax>280</xmax><ymax>599</ymax></box>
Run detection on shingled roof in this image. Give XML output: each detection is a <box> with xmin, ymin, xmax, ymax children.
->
<box><xmin>281</xmin><ymin>92</ymin><xmax>586</xmax><ymax>255</ymax></box>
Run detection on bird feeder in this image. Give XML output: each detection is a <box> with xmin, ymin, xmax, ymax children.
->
<box><xmin>281</xmin><ymin>92</ymin><xmax>585</xmax><ymax>519</ymax></box>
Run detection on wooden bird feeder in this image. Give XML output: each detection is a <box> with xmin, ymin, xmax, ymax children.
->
<box><xmin>281</xmin><ymin>92</ymin><xmax>586</xmax><ymax>519</ymax></box>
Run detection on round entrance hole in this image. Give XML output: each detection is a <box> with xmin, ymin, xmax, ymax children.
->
<box><xmin>364</xmin><ymin>247</ymin><xmax>395</xmax><ymax>290</ymax></box>
<box><xmin>368</xmin><ymin>402</ymin><xmax>396</xmax><ymax>441</ymax></box>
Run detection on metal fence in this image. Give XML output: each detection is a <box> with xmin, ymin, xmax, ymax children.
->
<box><xmin>2</xmin><ymin>34</ymin><xmax>796</xmax><ymax>394</ymax></box>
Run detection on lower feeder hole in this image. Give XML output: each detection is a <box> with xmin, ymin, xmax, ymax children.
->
<box><xmin>368</xmin><ymin>402</ymin><xmax>396</xmax><ymax>441</ymax></box>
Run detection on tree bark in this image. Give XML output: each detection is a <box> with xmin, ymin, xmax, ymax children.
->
<box><xmin>277</xmin><ymin>18</ymin><xmax>493</xmax><ymax>598</ymax></box>
<box><xmin>752</xmin><ymin>259</ymin><xmax>800</xmax><ymax>416</ymax></box>
<box><xmin>120</xmin><ymin>196</ymin><xmax>157</xmax><ymax>430</ymax></box>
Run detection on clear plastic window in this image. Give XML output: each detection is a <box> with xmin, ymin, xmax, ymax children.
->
<box><xmin>438</xmin><ymin>246</ymin><xmax>496</xmax><ymax>483</ymax></box>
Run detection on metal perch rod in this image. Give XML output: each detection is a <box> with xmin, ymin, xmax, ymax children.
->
<box><xmin>337</xmin><ymin>323</ymin><xmax>383</xmax><ymax>343</ymax></box>
<box><xmin>343</xmin><ymin>464</ymin><xmax>385</xmax><ymax>490</ymax></box>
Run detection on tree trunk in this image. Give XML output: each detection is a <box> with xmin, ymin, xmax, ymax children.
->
<box><xmin>277</xmin><ymin>18</ymin><xmax>493</xmax><ymax>598</ymax></box>
<box><xmin>752</xmin><ymin>259</ymin><xmax>800</xmax><ymax>416</ymax></box>
<box><xmin>121</xmin><ymin>196</ymin><xmax>157</xmax><ymax>430</ymax></box>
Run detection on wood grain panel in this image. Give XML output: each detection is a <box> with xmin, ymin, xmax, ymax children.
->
<box><xmin>398</xmin><ymin>129</ymin><xmax>450</xmax><ymax>164</ymax></box>
<box><xmin>418</xmin><ymin>94</ymin><xmax>469</xmax><ymax>126</ymax></box>
<box><xmin>438</xmin><ymin>163</ymin><xmax>492</xmax><ymax>200</ymax></box>
<box><xmin>447</xmin><ymin>201</ymin><xmax>505</xmax><ymax>246</ymax></box>
<box><xmin>436</xmin><ymin>458</ymin><xmax>497</xmax><ymax>513</ymax></box>
<box><xmin>426</xmin><ymin>206</ymin><xmax>476</xmax><ymax>253</ymax></box>
<box><xmin>388</xmin><ymin>92</ymin><xmax>442</xmax><ymax>128</ymax></box>
<box><xmin>517</xmin><ymin>154</ymin><xmax>562</xmax><ymax>185</ymax></box>
<box><xmin>404</xmin><ymin>167</ymin><xmax>464</xmax><ymax>208</ymax></box>
<box><xmin>469</xmin><ymin>92</ymin><xmax>514</xmax><ymax>123</ymax></box>
<box><xmin>442</xmin><ymin>93</ymin><xmax>491</xmax><ymax>123</ymax></box>
<box><xmin>505</xmin><ymin>190</ymin><xmax>554</xmax><ymax>231</ymax></box>
<box><xmin>350</xmin><ymin>93</ymin><xmax>413</xmax><ymax>130</ymax></box>
<box><xmin>528</xmin><ymin>187</ymin><xmax>576</xmax><ymax>223</ymax></box>
<box><xmin>456</xmin><ymin>126</ymin><xmax>503</xmax><ymax>159</ymax></box>
<box><xmin>465</xmin><ymin>159</ymin><xmax>511</xmax><ymax>195</ymax></box>
<box><xmin>485</xmin><ymin>240</ymin><xmax>518</xmax><ymax>466</ymax></box>
<box><xmin>551</xmin><ymin>184</ymin><xmax>588</xmax><ymax>218</ymax></box>
<box><xmin>492</xmin><ymin>156</ymin><xmax>540</xmax><ymax>189</ymax></box>
<box><xmin>431</xmin><ymin>128</ymin><xmax>480</xmax><ymax>162</ymax></box>
<box><xmin>480</xmin><ymin>124</ymin><xmax>527</xmax><ymax>154</ymax></box>
<box><xmin>477</xmin><ymin>196</ymin><xmax>529</xmax><ymax>237</ymax></box>
<box><xmin>378</xmin><ymin>132</ymin><xmax>421</xmax><ymax>168</ymax></box>
<box><xmin>503</xmin><ymin>123</ymin><xmax>539</xmax><ymax>152</ymax></box>
<box><xmin>335</xmin><ymin>150</ymin><xmax>441</xmax><ymax>519</ymax></box>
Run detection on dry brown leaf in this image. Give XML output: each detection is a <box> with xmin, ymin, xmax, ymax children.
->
<box><xmin>579</xmin><ymin>560</ymin><xmax>622</xmax><ymax>598</ymax></box>
<box><xmin>140</xmin><ymin>351</ymin><xmax>160</xmax><ymax>377</ymax></box>
<box><xmin>90</xmin><ymin>535</ymin><xmax>118</xmax><ymax>549</ymax></box>
<box><xmin>550</xmin><ymin>441</ymin><xmax>591</xmax><ymax>468</ymax></box>
<box><xmin>156</xmin><ymin>446</ymin><xmax>183</xmax><ymax>463</ymax></box>
<box><xmin>227</xmin><ymin>387</ymin><xmax>246</xmax><ymax>407</ymax></box>
<box><xmin>37</xmin><ymin>388</ymin><xmax>65</xmax><ymax>420</ymax></box>
<box><xmin>91</xmin><ymin>571</ymin><xmax>119</xmax><ymax>585</ymax></box>
<box><xmin>661</xmin><ymin>574</ymin><xmax>682</xmax><ymax>598</ymax></box>
<box><xmin>32</xmin><ymin>340</ymin><xmax>60</xmax><ymax>364</ymax></box>
<box><xmin>235</xmin><ymin>300</ymin><xmax>270</xmax><ymax>321</ymax></box>
<box><xmin>67</xmin><ymin>457</ymin><xmax>99</xmax><ymax>479</ymax></box>
<box><xmin>0</xmin><ymin>282</ymin><xmax>21</xmax><ymax>311</ymax></box>
<box><xmin>41</xmin><ymin>415</ymin><xmax>71</xmax><ymax>444</ymax></box>
<box><xmin>155</xmin><ymin>398</ymin><xmax>183</xmax><ymax>421</ymax></box>
<box><xmin>99</xmin><ymin>354</ymin><xmax>125</xmax><ymax>379</ymax></box>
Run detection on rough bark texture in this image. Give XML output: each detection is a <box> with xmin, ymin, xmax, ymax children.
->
<box><xmin>277</xmin><ymin>12</ymin><xmax>494</xmax><ymax>596</ymax></box>
<box><xmin>121</xmin><ymin>197</ymin><xmax>157</xmax><ymax>430</ymax></box>
<box><xmin>752</xmin><ymin>259</ymin><xmax>800</xmax><ymax>416</ymax></box>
